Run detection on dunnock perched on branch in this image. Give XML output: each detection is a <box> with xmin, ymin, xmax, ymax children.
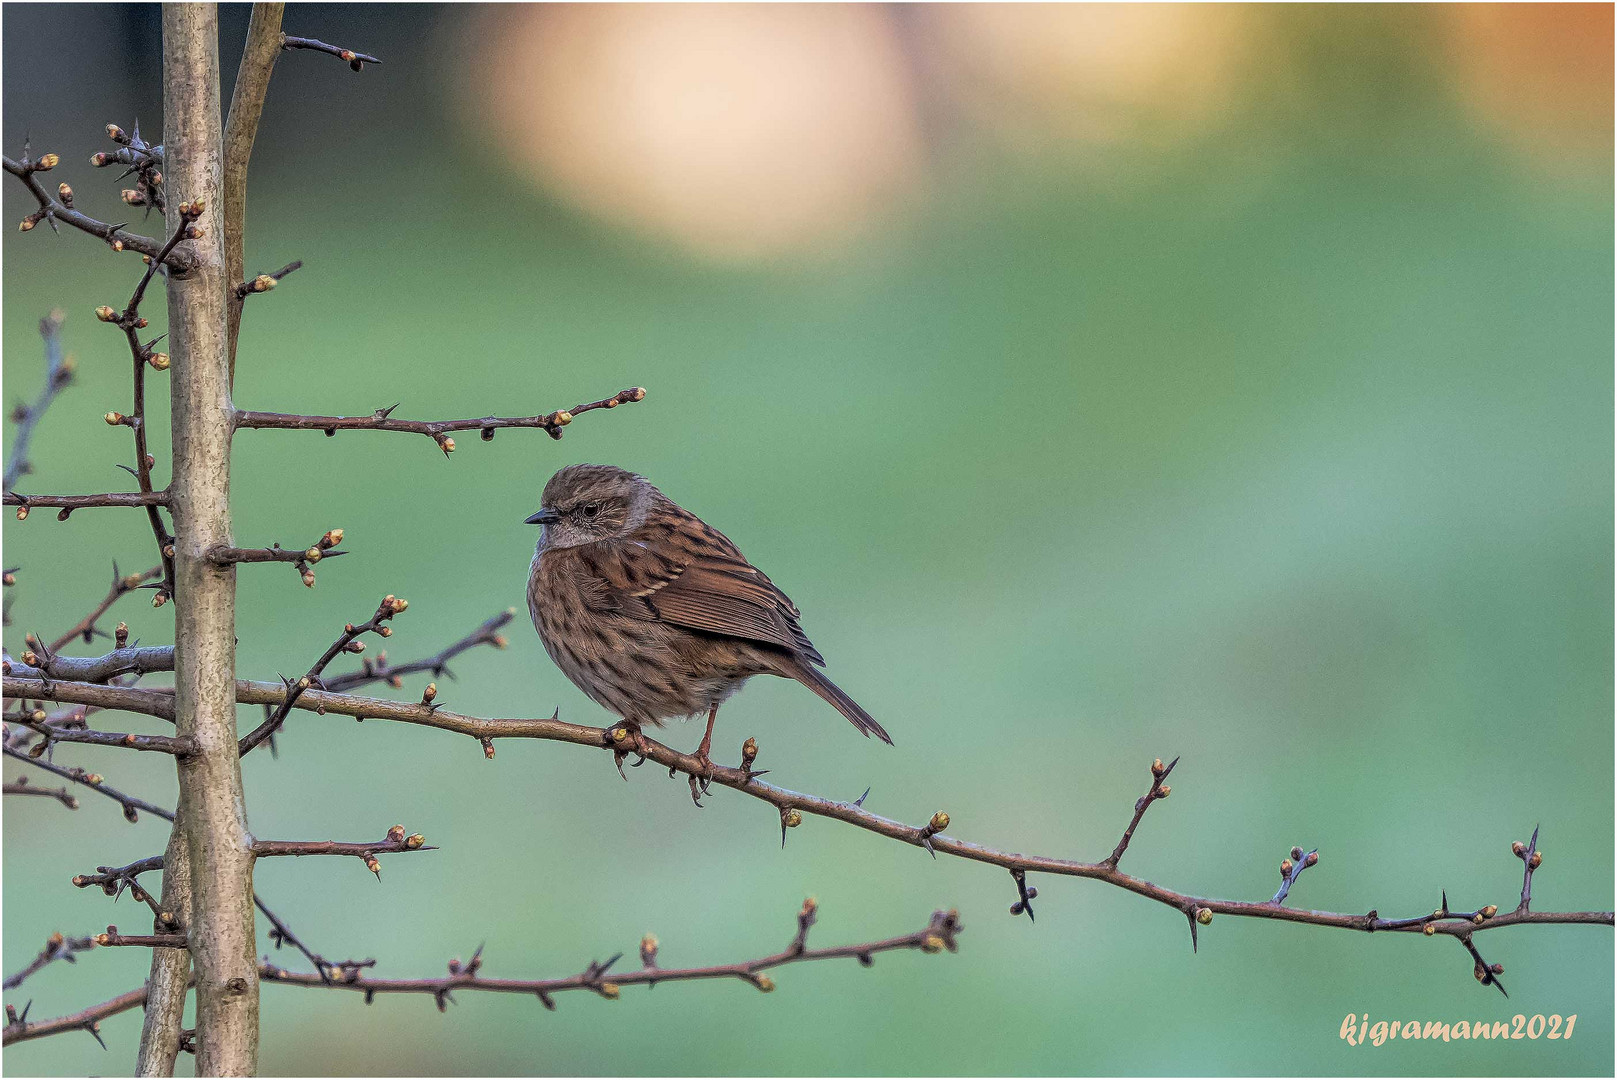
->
<box><xmin>526</xmin><ymin>465</ymin><xmax>890</xmax><ymax>800</ymax></box>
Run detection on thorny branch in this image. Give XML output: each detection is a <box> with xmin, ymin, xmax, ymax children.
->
<box><xmin>320</xmin><ymin>608</ymin><xmax>513</xmax><ymax>692</ymax></box>
<box><xmin>4</xmin><ymin>152</ymin><xmax>189</xmax><ymax>267</ymax></box>
<box><xmin>236</xmin><ymin>593</ymin><xmax>410</xmax><ymax>756</ymax></box>
<box><xmin>93</xmin><ymin>121</ymin><xmax>165</xmax><ymax>214</ymax></box>
<box><xmin>7</xmin><ymin>644</ymin><xmax>173</xmax><ymax>683</ymax></box>
<box><xmin>260</xmin><ymin>901</ymin><xmax>959</xmax><ymax>1011</ymax></box>
<box><xmin>207</xmin><ymin>527</ymin><xmax>345</xmax><ymax>588</ymax></box>
<box><xmin>2</xmin><ymin>745</ymin><xmax>173</xmax><ymax>822</ymax></box>
<box><xmin>6</xmin><ymin>491</ymin><xmax>168</xmax><ymax>514</ymax></box>
<box><xmin>233</xmin><ymin>386</ymin><xmax>648</xmax><ymax>454</ymax></box>
<box><xmin>1</xmin><ymin>984</ymin><xmax>156</xmax><ymax>1049</ymax></box>
<box><xmin>3</xmin><ymin>905</ymin><xmax>956</xmax><ymax>1049</ymax></box>
<box><xmin>3</xmin><ymin>752</ymin><xmax>352</xmax><ymax>982</ymax></box>
<box><xmin>7</xmin><ymin>667</ymin><xmax>1610</xmax><ymax>991</ymax></box>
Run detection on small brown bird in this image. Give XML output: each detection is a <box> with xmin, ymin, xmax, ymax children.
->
<box><xmin>526</xmin><ymin>465</ymin><xmax>890</xmax><ymax>795</ymax></box>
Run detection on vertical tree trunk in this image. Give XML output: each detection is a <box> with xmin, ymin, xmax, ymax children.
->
<box><xmin>223</xmin><ymin>1</ymin><xmax>285</xmax><ymax>383</ymax></box>
<box><xmin>161</xmin><ymin>4</ymin><xmax>259</xmax><ymax>1074</ymax></box>
<box><xmin>135</xmin><ymin>825</ymin><xmax>192</xmax><ymax>1076</ymax></box>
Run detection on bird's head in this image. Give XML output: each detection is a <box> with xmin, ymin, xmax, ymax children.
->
<box><xmin>527</xmin><ymin>464</ymin><xmax>653</xmax><ymax>549</ymax></box>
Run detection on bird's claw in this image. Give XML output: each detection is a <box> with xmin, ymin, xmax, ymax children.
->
<box><xmin>607</xmin><ymin>725</ymin><xmax>651</xmax><ymax>781</ymax></box>
<box><xmin>686</xmin><ymin>752</ymin><xmax>715</xmax><ymax>807</ymax></box>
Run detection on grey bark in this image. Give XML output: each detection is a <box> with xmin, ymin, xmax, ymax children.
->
<box><xmin>135</xmin><ymin>823</ymin><xmax>193</xmax><ymax>1076</ymax></box>
<box><xmin>161</xmin><ymin>4</ymin><xmax>259</xmax><ymax>1074</ymax></box>
<box><xmin>223</xmin><ymin>1</ymin><xmax>286</xmax><ymax>382</ymax></box>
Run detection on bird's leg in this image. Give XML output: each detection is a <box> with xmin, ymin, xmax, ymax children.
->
<box><xmin>686</xmin><ymin>706</ymin><xmax>719</xmax><ymax>806</ymax></box>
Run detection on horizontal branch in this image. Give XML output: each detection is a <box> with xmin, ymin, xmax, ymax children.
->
<box><xmin>3</xmin><ymin>777</ymin><xmax>79</xmax><ymax>809</ymax></box>
<box><xmin>95</xmin><ymin>929</ymin><xmax>187</xmax><ymax>949</ymax></box>
<box><xmin>3</xmin><ymin>904</ymin><xmax>959</xmax><ymax>1049</ymax></box>
<box><xmin>232</xmin><ymin>387</ymin><xmax>647</xmax><ymax>453</ymax></box>
<box><xmin>261</xmin><ymin>902</ymin><xmax>959</xmax><ymax>1009</ymax></box>
<box><xmin>280</xmin><ymin>34</ymin><xmax>380</xmax><ymax>70</ymax></box>
<box><xmin>4</xmin><ymin>490</ymin><xmax>169</xmax><ymax>516</ymax></box>
<box><xmin>5</xmin><ymin>646</ymin><xmax>174</xmax><ymax>683</ymax></box>
<box><xmin>9</xmin><ymin>672</ymin><xmax>1610</xmax><ymax>966</ymax></box>
<box><xmin>252</xmin><ymin>826</ymin><xmax>432</xmax><ymax>878</ymax></box>
<box><xmin>207</xmin><ymin>545</ymin><xmax>346</xmax><ymax>565</ymax></box>
<box><xmin>72</xmin><ymin>855</ymin><xmax>166</xmax><ymax>893</ymax></box>
<box><xmin>206</xmin><ymin>527</ymin><xmax>345</xmax><ymax>587</ymax></box>
<box><xmin>234</xmin><ymin>260</ymin><xmax>302</xmax><ymax>300</ymax></box>
<box><xmin>5</xmin><ymin>705</ymin><xmax>191</xmax><ymax>755</ymax></box>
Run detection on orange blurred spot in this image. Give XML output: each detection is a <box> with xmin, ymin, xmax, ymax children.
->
<box><xmin>468</xmin><ymin>4</ymin><xmax>925</xmax><ymax>263</ymax></box>
<box><xmin>1445</xmin><ymin>4</ymin><xmax>1613</xmax><ymax>179</ymax></box>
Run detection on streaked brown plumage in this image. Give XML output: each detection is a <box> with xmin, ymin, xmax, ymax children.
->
<box><xmin>525</xmin><ymin>465</ymin><xmax>890</xmax><ymax>778</ymax></box>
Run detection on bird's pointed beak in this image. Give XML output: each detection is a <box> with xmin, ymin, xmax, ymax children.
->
<box><xmin>525</xmin><ymin>507</ymin><xmax>560</xmax><ymax>526</ymax></box>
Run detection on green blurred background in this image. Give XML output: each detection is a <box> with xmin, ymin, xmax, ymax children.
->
<box><xmin>3</xmin><ymin>3</ymin><xmax>1612</xmax><ymax>1075</ymax></box>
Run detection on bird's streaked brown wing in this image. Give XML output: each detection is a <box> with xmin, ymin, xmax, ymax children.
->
<box><xmin>576</xmin><ymin>504</ymin><xmax>825</xmax><ymax>664</ymax></box>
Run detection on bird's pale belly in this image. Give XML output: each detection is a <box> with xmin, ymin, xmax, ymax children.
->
<box><xmin>528</xmin><ymin>560</ymin><xmax>754</xmax><ymax>724</ymax></box>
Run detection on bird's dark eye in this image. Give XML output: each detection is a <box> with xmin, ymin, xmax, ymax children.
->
<box><xmin>579</xmin><ymin>502</ymin><xmax>601</xmax><ymax>520</ymax></box>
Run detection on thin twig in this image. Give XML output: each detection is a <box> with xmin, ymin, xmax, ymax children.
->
<box><xmin>233</xmin><ymin>260</ymin><xmax>302</xmax><ymax>301</ymax></box>
<box><xmin>1514</xmin><ymin>825</ymin><xmax>1541</xmax><ymax>913</ymax></box>
<box><xmin>321</xmin><ymin>609</ymin><xmax>513</xmax><ymax>692</ymax></box>
<box><xmin>3</xmin><ymin>777</ymin><xmax>79</xmax><ymax>809</ymax></box>
<box><xmin>4</xmin><ymin>312</ymin><xmax>73</xmax><ymax>490</ymax></box>
<box><xmin>252</xmin><ymin>826</ymin><xmax>434</xmax><ymax>879</ymax></box>
<box><xmin>236</xmin><ymin>594</ymin><xmax>409</xmax><ymax>755</ymax></box>
<box><xmin>1271</xmin><ymin>847</ymin><xmax>1319</xmax><ymax>905</ymax></box>
<box><xmin>105</xmin><ymin>202</ymin><xmax>209</xmax><ymax>601</ymax></box>
<box><xmin>4</xmin><ymin>934</ymin><xmax>96</xmax><ymax>990</ymax></box>
<box><xmin>1106</xmin><ymin>755</ymin><xmax>1176</xmax><ymax>868</ymax></box>
<box><xmin>279</xmin><ymin>34</ymin><xmax>380</xmax><ymax>69</ymax></box>
<box><xmin>95</xmin><ymin>929</ymin><xmax>187</xmax><ymax>949</ymax></box>
<box><xmin>206</xmin><ymin>527</ymin><xmax>345</xmax><ymax>587</ymax></box>
<box><xmin>47</xmin><ymin>563</ymin><xmax>162</xmax><ymax>653</ymax></box>
<box><xmin>6</xmin><ymin>708</ymin><xmax>191</xmax><ymax>755</ymax></box>
<box><xmin>1</xmin><ymin>745</ymin><xmax>172</xmax><ymax>822</ymax></box>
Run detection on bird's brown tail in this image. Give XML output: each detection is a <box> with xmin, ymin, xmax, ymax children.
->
<box><xmin>785</xmin><ymin>659</ymin><xmax>893</xmax><ymax>745</ymax></box>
